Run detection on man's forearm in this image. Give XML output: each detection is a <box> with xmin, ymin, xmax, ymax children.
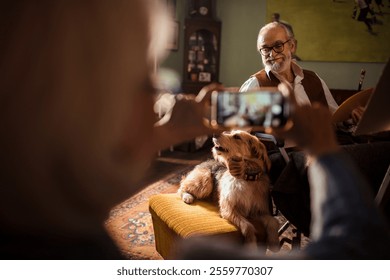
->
<box><xmin>306</xmin><ymin>152</ymin><xmax>390</xmax><ymax>258</ymax></box>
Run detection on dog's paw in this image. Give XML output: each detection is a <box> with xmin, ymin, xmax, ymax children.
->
<box><xmin>181</xmin><ymin>192</ymin><xmax>195</xmax><ymax>204</ymax></box>
<box><xmin>227</xmin><ymin>157</ymin><xmax>244</xmax><ymax>178</ymax></box>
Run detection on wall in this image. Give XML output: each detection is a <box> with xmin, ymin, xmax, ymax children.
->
<box><xmin>162</xmin><ymin>0</ymin><xmax>386</xmax><ymax>90</ymax></box>
<box><xmin>217</xmin><ymin>0</ymin><xmax>266</xmax><ymax>88</ymax></box>
<box><xmin>161</xmin><ymin>0</ymin><xmax>185</xmax><ymax>74</ymax></box>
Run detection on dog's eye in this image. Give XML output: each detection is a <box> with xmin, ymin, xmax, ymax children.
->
<box><xmin>233</xmin><ymin>134</ymin><xmax>241</xmax><ymax>140</ymax></box>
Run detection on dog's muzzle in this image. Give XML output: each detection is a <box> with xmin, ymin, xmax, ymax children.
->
<box><xmin>213</xmin><ymin>137</ymin><xmax>229</xmax><ymax>153</ymax></box>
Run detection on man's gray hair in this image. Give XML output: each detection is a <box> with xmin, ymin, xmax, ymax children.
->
<box><xmin>257</xmin><ymin>22</ymin><xmax>294</xmax><ymax>49</ymax></box>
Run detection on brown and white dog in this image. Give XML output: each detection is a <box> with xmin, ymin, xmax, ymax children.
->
<box><xmin>178</xmin><ymin>130</ymin><xmax>280</xmax><ymax>251</ymax></box>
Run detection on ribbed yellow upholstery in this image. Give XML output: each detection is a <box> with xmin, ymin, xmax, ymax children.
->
<box><xmin>149</xmin><ymin>193</ymin><xmax>243</xmax><ymax>259</ymax></box>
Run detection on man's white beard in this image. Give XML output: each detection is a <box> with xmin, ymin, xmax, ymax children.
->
<box><xmin>265</xmin><ymin>55</ymin><xmax>291</xmax><ymax>74</ymax></box>
<box><xmin>270</xmin><ymin>61</ymin><xmax>283</xmax><ymax>72</ymax></box>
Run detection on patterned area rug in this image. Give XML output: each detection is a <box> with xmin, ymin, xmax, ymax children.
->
<box><xmin>105</xmin><ymin>163</ymin><xmax>310</xmax><ymax>260</ymax></box>
<box><xmin>105</xmin><ymin>165</ymin><xmax>192</xmax><ymax>260</ymax></box>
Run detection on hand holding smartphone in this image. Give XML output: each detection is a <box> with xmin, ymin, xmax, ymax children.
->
<box><xmin>210</xmin><ymin>88</ymin><xmax>290</xmax><ymax>130</ymax></box>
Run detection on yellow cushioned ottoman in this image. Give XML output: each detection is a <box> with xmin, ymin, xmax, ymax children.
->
<box><xmin>149</xmin><ymin>193</ymin><xmax>246</xmax><ymax>259</ymax></box>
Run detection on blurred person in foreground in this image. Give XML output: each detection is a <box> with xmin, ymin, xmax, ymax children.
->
<box><xmin>0</xmin><ymin>0</ymin><xmax>217</xmax><ymax>259</ymax></box>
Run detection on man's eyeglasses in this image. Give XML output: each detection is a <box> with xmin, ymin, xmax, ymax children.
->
<box><xmin>259</xmin><ymin>39</ymin><xmax>291</xmax><ymax>56</ymax></box>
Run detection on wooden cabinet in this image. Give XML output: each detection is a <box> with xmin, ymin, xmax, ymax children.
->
<box><xmin>182</xmin><ymin>2</ymin><xmax>221</xmax><ymax>94</ymax></box>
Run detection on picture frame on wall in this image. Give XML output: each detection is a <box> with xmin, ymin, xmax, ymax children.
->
<box><xmin>199</xmin><ymin>72</ymin><xmax>211</xmax><ymax>82</ymax></box>
<box><xmin>267</xmin><ymin>0</ymin><xmax>389</xmax><ymax>62</ymax></box>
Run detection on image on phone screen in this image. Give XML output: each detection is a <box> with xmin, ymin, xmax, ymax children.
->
<box><xmin>213</xmin><ymin>90</ymin><xmax>287</xmax><ymax>128</ymax></box>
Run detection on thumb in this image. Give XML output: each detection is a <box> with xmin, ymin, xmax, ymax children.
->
<box><xmin>195</xmin><ymin>83</ymin><xmax>224</xmax><ymax>103</ymax></box>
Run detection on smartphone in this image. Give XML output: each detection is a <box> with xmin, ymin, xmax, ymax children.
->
<box><xmin>211</xmin><ymin>89</ymin><xmax>290</xmax><ymax>129</ymax></box>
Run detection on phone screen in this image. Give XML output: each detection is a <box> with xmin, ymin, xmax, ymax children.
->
<box><xmin>211</xmin><ymin>90</ymin><xmax>289</xmax><ymax>128</ymax></box>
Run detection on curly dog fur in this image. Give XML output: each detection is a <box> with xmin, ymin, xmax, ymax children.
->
<box><xmin>178</xmin><ymin>130</ymin><xmax>280</xmax><ymax>251</ymax></box>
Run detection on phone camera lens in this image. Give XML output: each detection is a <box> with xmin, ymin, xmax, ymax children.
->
<box><xmin>271</xmin><ymin>104</ymin><xmax>282</xmax><ymax>115</ymax></box>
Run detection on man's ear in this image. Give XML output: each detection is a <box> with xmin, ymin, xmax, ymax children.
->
<box><xmin>291</xmin><ymin>38</ymin><xmax>298</xmax><ymax>54</ymax></box>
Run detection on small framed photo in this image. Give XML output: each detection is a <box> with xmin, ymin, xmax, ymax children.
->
<box><xmin>199</xmin><ymin>72</ymin><xmax>211</xmax><ymax>82</ymax></box>
<box><xmin>167</xmin><ymin>21</ymin><xmax>179</xmax><ymax>51</ymax></box>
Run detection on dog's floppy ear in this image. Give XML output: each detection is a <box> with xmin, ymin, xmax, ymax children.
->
<box><xmin>250</xmin><ymin>138</ymin><xmax>271</xmax><ymax>172</ymax></box>
<box><xmin>262</xmin><ymin>152</ymin><xmax>271</xmax><ymax>172</ymax></box>
<box><xmin>250</xmin><ymin>140</ymin><xmax>260</xmax><ymax>159</ymax></box>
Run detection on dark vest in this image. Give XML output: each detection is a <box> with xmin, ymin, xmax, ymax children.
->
<box><xmin>252</xmin><ymin>69</ymin><xmax>328</xmax><ymax>107</ymax></box>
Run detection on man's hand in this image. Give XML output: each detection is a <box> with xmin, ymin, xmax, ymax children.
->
<box><xmin>152</xmin><ymin>83</ymin><xmax>225</xmax><ymax>151</ymax></box>
<box><xmin>351</xmin><ymin>106</ymin><xmax>365</xmax><ymax>124</ymax></box>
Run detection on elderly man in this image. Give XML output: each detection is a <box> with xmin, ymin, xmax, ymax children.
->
<box><xmin>240</xmin><ymin>22</ymin><xmax>339</xmax><ymax>115</ymax></box>
<box><xmin>238</xmin><ymin>21</ymin><xmax>384</xmax><ymax>238</ymax></box>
